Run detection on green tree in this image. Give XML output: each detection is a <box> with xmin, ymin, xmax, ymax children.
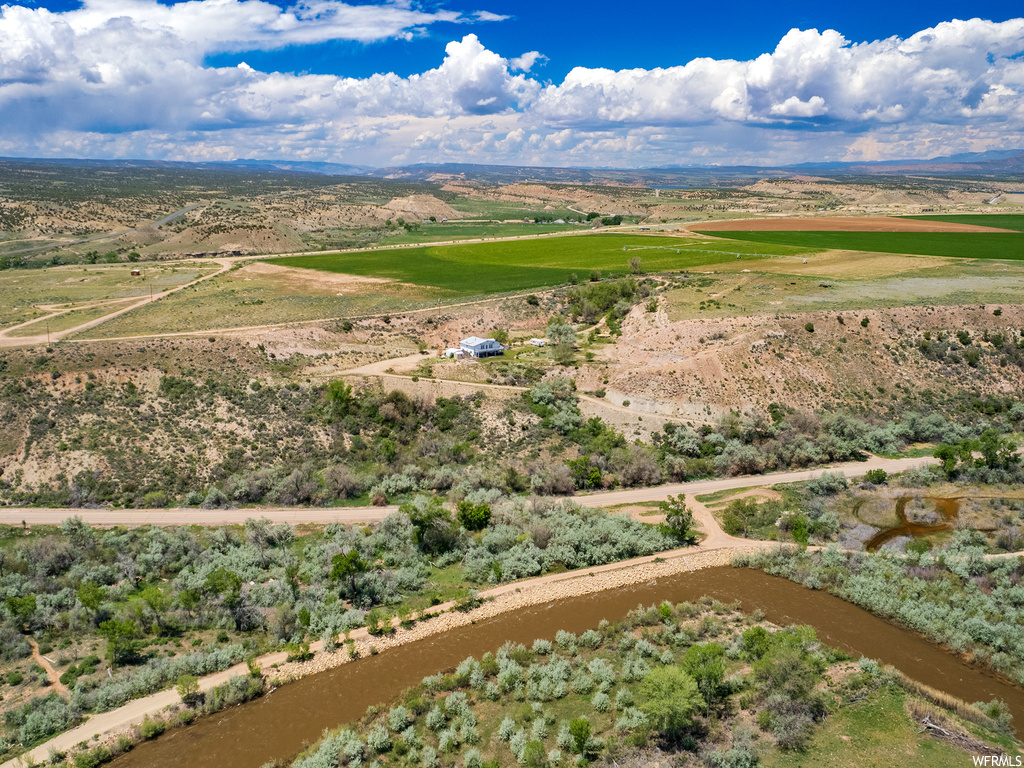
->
<box><xmin>659</xmin><ymin>494</ymin><xmax>696</xmax><ymax>544</ymax></box>
<box><xmin>934</xmin><ymin>441</ymin><xmax>973</xmax><ymax>479</ymax></box>
<box><xmin>682</xmin><ymin>642</ymin><xmax>726</xmax><ymax>714</ymax></box>
<box><xmin>324</xmin><ymin>380</ymin><xmax>356</xmax><ymax>423</ymax></box>
<box><xmin>176</xmin><ymin>674</ymin><xmax>200</xmax><ymax>706</ymax></box>
<box><xmin>99</xmin><ymin>619</ymin><xmax>142</xmax><ymax>666</ymax></box>
<box><xmin>77</xmin><ymin>582</ymin><xmax>103</xmax><ymax>614</ymax></box>
<box><xmin>205</xmin><ymin>567</ymin><xmax>242</xmax><ymax>597</ymax></box>
<box><xmin>791</xmin><ymin>515</ymin><xmax>809</xmax><ymax>545</ymax></box>
<box><xmin>330</xmin><ymin>549</ymin><xmax>368</xmax><ymax>595</ymax></box>
<box><xmin>640</xmin><ymin>666</ymin><xmax>702</xmax><ymax>740</ymax></box>
<box><xmin>178</xmin><ymin>589</ymin><xmax>200</xmax><ymax>617</ymax></box>
<box><xmin>740</xmin><ymin>626</ymin><xmax>771</xmax><ymax>661</ymax></box>
<box><xmin>864</xmin><ymin>468</ymin><xmax>887</xmax><ymax>484</ymax></box>
<box><xmin>978</xmin><ymin>429</ymin><xmax>1020</xmax><ymax>470</ymax></box>
<box><xmin>402</xmin><ymin>497</ymin><xmax>459</xmax><ymax>555</ymax></box>
<box><xmin>456</xmin><ymin>501</ymin><xmax>491</xmax><ymax>531</ymax></box>
<box><xmin>139</xmin><ymin>586</ymin><xmax>172</xmax><ymax>629</ymax></box>
<box><xmin>628</xmin><ymin>255</ymin><xmax>642</xmax><ymax>273</ymax></box>
<box><xmin>752</xmin><ymin>636</ymin><xmax>824</xmax><ymax>700</ymax></box>
<box><xmin>546</xmin><ymin>319</ymin><xmax>576</xmax><ymax>346</ymax></box>
<box><xmin>6</xmin><ymin>594</ymin><xmax>36</xmax><ymax>630</ymax></box>
<box><xmin>551</xmin><ymin>342</ymin><xmax>575</xmax><ymax>366</ymax></box>
<box><xmin>568</xmin><ymin>718</ymin><xmax>592</xmax><ymax>755</ymax></box>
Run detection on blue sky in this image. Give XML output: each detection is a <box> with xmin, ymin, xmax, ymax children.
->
<box><xmin>207</xmin><ymin>0</ymin><xmax>1024</xmax><ymax>80</ymax></box>
<box><xmin>0</xmin><ymin>0</ymin><xmax>1021</xmax><ymax>166</ymax></box>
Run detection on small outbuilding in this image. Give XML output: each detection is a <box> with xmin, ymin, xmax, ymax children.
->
<box><xmin>459</xmin><ymin>336</ymin><xmax>504</xmax><ymax>359</ymax></box>
<box><xmin>527</xmin><ymin>338</ymin><xmax>546</xmax><ymax>347</ymax></box>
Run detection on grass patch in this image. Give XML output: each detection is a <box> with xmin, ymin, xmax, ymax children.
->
<box><xmin>693</xmin><ymin>231</ymin><xmax>1024</xmax><ymax>260</ymax></box>
<box><xmin>695</xmin><ymin>487</ymin><xmax>753</xmax><ymax>503</ymax></box>
<box><xmin>761</xmin><ymin>688</ymin><xmax>990</xmax><ymax>768</ymax></box>
<box><xmin>872</xmin><ymin>443</ymin><xmax>937</xmax><ymax>460</ymax></box>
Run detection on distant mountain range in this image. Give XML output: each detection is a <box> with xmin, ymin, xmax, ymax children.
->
<box><xmin>2</xmin><ymin>149</ymin><xmax>1022</xmax><ymax>186</ymax></box>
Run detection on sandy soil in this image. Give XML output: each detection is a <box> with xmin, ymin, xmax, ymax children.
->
<box><xmin>688</xmin><ymin>216</ymin><xmax>1017</xmax><ymax>233</ymax></box>
<box><xmin>240</xmin><ymin>262</ymin><xmax>400</xmax><ymax>292</ymax></box>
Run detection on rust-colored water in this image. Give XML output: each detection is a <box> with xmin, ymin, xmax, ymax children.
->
<box><xmin>114</xmin><ymin>568</ymin><xmax>1024</xmax><ymax>768</ymax></box>
<box><xmin>866</xmin><ymin>497</ymin><xmax>961</xmax><ymax>551</ymax></box>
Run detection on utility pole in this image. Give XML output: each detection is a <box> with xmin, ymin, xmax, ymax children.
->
<box><xmin>46</xmin><ymin>321</ymin><xmax>50</xmax><ymax>346</ymax></box>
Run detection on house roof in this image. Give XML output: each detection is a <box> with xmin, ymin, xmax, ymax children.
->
<box><xmin>460</xmin><ymin>336</ymin><xmax>492</xmax><ymax>346</ymax></box>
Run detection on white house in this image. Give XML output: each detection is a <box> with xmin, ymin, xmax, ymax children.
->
<box><xmin>460</xmin><ymin>336</ymin><xmax>504</xmax><ymax>359</ymax></box>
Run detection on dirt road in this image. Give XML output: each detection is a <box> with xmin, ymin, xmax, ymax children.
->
<box><xmin>0</xmin><ymin>455</ymin><xmax>935</xmax><ymax>529</ymax></box>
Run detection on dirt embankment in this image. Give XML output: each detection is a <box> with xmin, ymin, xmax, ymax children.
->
<box><xmin>582</xmin><ymin>302</ymin><xmax>1024</xmax><ymax>423</ymax></box>
<box><xmin>382</xmin><ymin>195</ymin><xmax>463</xmax><ymax>221</ymax></box>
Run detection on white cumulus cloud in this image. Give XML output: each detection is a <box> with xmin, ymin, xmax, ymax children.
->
<box><xmin>0</xmin><ymin>7</ymin><xmax>1021</xmax><ymax>166</ymax></box>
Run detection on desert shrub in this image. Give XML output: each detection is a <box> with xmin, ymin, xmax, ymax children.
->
<box><xmin>805</xmin><ymin>472</ymin><xmax>847</xmax><ymax>496</ymax></box>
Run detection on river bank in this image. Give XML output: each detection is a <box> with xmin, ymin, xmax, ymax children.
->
<box><xmin>5</xmin><ymin>543</ymin><xmax>761</xmax><ymax>767</ymax></box>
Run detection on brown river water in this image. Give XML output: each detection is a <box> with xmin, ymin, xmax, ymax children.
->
<box><xmin>114</xmin><ymin>567</ymin><xmax>1024</xmax><ymax>768</ymax></box>
<box><xmin>865</xmin><ymin>497</ymin><xmax>961</xmax><ymax>552</ymax></box>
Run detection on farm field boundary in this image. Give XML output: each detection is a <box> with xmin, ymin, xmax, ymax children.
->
<box><xmin>691</xmin><ymin>230</ymin><xmax>1024</xmax><ymax>260</ymax></box>
<box><xmin>691</xmin><ymin>215</ymin><xmax>1017</xmax><ymax>233</ymax></box>
<box><xmin>903</xmin><ymin>213</ymin><xmax>1024</xmax><ymax>232</ymax></box>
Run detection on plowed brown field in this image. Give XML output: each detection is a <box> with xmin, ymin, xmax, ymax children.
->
<box><xmin>689</xmin><ymin>216</ymin><xmax>1014</xmax><ymax>233</ymax></box>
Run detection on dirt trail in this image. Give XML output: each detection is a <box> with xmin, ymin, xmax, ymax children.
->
<box><xmin>28</xmin><ymin>638</ymin><xmax>68</xmax><ymax>696</ymax></box>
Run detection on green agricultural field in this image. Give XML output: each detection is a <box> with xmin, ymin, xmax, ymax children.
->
<box><xmin>374</xmin><ymin>222</ymin><xmax>582</xmax><ymax>245</ymax></box>
<box><xmin>694</xmin><ymin>230</ymin><xmax>1024</xmax><ymax>260</ymax></box>
<box><xmin>903</xmin><ymin>213</ymin><xmax>1024</xmax><ymax>232</ymax></box>
<box><xmin>268</xmin><ymin>234</ymin><xmax>814</xmax><ymax>295</ymax></box>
